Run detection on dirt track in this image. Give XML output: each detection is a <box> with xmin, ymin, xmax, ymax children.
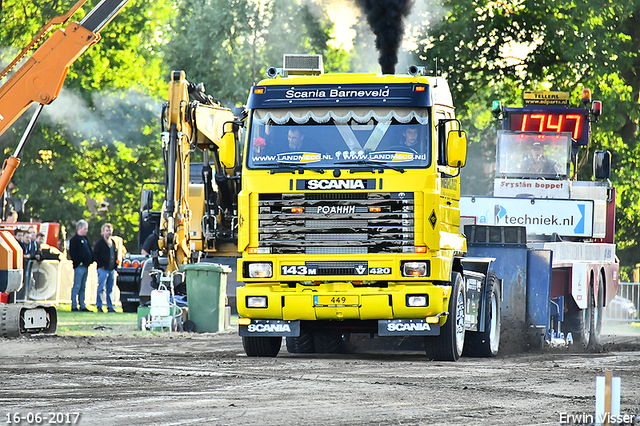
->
<box><xmin>2</xmin><ymin>325</ymin><xmax>640</xmax><ymax>426</ymax></box>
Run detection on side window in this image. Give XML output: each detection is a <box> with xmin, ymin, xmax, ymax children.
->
<box><xmin>435</xmin><ymin>111</ymin><xmax>446</xmax><ymax>165</ymax></box>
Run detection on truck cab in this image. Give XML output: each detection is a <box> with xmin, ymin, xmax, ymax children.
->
<box><xmin>236</xmin><ymin>55</ymin><xmax>498</xmax><ymax>360</ymax></box>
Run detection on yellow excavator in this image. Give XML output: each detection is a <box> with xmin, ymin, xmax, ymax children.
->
<box><xmin>0</xmin><ymin>0</ymin><xmax>131</xmax><ymax>336</ymax></box>
<box><xmin>156</xmin><ymin>71</ymin><xmax>240</xmax><ymax>274</ymax></box>
<box><xmin>123</xmin><ymin>70</ymin><xmax>241</xmax><ymax>313</ymax></box>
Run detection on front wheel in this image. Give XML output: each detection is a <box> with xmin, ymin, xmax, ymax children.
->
<box><xmin>425</xmin><ymin>271</ymin><xmax>466</xmax><ymax>361</ymax></box>
<box><xmin>242</xmin><ymin>336</ymin><xmax>282</xmax><ymax>357</ymax></box>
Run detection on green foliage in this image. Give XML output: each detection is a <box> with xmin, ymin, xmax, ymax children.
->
<box><xmin>421</xmin><ymin>0</ymin><xmax>640</xmax><ymax>270</ymax></box>
<box><xmin>163</xmin><ymin>0</ymin><xmax>263</xmax><ymax>107</ymax></box>
<box><xmin>56</xmin><ymin>308</ymin><xmax>140</xmax><ymax>336</ymax></box>
<box><xmin>0</xmin><ymin>0</ymin><xmax>170</xmax><ymax>249</ymax></box>
<box><xmin>164</xmin><ymin>0</ymin><xmax>348</xmax><ymax>107</ymax></box>
<box><xmin>1</xmin><ymin>0</ymin><xmax>351</xmax><ymax>252</ymax></box>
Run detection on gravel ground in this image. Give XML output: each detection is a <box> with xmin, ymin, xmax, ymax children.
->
<box><xmin>1</xmin><ymin>323</ymin><xmax>640</xmax><ymax>426</ymax></box>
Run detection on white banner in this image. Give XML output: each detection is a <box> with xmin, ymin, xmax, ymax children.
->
<box><xmin>460</xmin><ymin>196</ymin><xmax>593</xmax><ymax>237</ymax></box>
<box><xmin>493</xmin><ymin>178</ymin><xmax>570</xmax><ymax>198</ymax></box>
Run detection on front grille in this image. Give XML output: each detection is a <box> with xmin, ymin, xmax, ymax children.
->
<box><xmin>306</xmin><ymin>261</ymin><xmax>369</xmax><ymax>275</ymax></box>
<box><xmin>258</xmin><ymin>192</ymin><xmax>415</xmax><ymax>254</ymax></box>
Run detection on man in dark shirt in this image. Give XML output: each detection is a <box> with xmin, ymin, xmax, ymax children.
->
<box><xmin>94</xmin><ymin>223</ymin><xmax>118</xmax><ymax>313</ymax></box>
<box><xmin>400</xmin><ymin>127</ymin><xmax>419</xmax><ymax>149</ymax></box>
<box><xmin>522</xmin><ymin>141</ymin><xmax>557</xmax><ymax>175</ymax></box>
<box><xmin>68</xmin><ymin>220</ymin><xmax>93</xmax><ymax>311</ymax></box>
<box><xmin>13</xmin><ymin>229</ymin><xmax>26</xmax><ymax>253</ymax></box>
<box><xmin>23</xmin><ymin>225</ymin><xmax>38</xmax><ymax>259</ymax></box>
<box><xmin>141</xmin><ymin>231</ymin><xmax>160</xmax><ymax>256</ymax></box>
<box><xmin>287</xmin><ymin>128</ymin><xmax>306</xmax><ymax>151</ymax></box>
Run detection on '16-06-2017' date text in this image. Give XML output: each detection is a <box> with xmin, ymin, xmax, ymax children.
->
<box><xmin>5</xmin><ymin>413</ymin><xmax>80</xmax><ymax>424</ymax></box>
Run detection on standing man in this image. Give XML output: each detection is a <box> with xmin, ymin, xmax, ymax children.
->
<box><xmin>69</xmin><ymin>220</ymin><xmax>93</xmax><ymax>312</ymax></box>
<box><xmin>24</xmin><ymin>225</ymin><xmax>38</xmax><ymax>259</ymax></box>
<box><xmin>33</xmin><ymin>232</ymin><xmax>45</xmax><ymax>261</ymax></box>
<box><xmin>94</xmin><ymin>223</ymin><xmax>117</xmax><ymax>313</ymax></box>
<box><xmin>13</xmin><ymin>229</ymin><xmax>25</xmax><ymax>253</ymax></box>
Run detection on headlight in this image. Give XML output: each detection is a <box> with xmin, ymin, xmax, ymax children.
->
<box><xmin>402</xmin><ymin>261</ymin><xmax>429</xmax><ymax>277</ymax></box>
<box><xmin>247</xmin><ymin>263</ymin><xmax>273</xmax><ymax>278</ymax></box>
<box><xmin>246</xmin><ymin>296</ymin><xmax>268</xmax><ymax>308</ymax></box>
<box><xmin>406</xmin><ymin>294</ymin><xmax>428</xmax><ymax>307</ymax></box>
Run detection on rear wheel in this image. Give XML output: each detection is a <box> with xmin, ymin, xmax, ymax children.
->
<box><xmin>564</xmin><ymin>281</ymin><xmax>594</xmax><ymax>347</ymax></box>
<box><xmin>588</xmin><ymin>274</ymin><xmax>605</xmax><ymax>349</ymax></box>
<box><xmin>425</xmin><ymin>272</ymin><xmax>466</xmax><ymax>361</ymax></box>
<box><xmin>464</xmin><ymin>273</ymin><xmax>501</xmax><ymax>357</ymax></box>
<box><xmin>312</xmin><ymin>330</ymin><xmax>348</xmax><ymax>354</ymax></box>
<box><xmin>242</xmin><ymin>336</ymin><xmax>282</xmax><ymax>357</ymax></box>
<box><xmin>286</xmin><ymin>326</ymin><xmax>315</xmax><ymax>354</ymax></box>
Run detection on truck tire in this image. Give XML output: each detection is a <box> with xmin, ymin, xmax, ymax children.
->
<box><xmin>242</xmin><ymin>336</ymin><xmax>282</xmax><ymax>357</ymax></box>
<box><xmin>286</xmin><ymin>327</ymin><xmax>315</xmax><ymax>353</ymax></box>
<box><xmin>564</xmin><ymin>283</ymin><xmax>594</xmax><ymax>348</ymax></box>
<box><xmin>463</xmin><ymin>273</ymin><xmax>501</xmax><ymax>357</ymax></box>
<box><xmin>312</xmin><ymin>330</ymin><xmax>348</xmax><ymax>354</ymax></box>
<box><xmin>425</xmin><ymin>271</ymin><xmax>466</xmax><ymax>361</ymax></box>
<box><xmin>588</xmin><ymin>274</ymin><xmax>605</xmax><ymax>348</ymax></box>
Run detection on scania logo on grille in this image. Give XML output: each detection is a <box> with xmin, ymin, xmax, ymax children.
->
<box><xmin>297</xmin><ymin>179</ymin><xmax>376</xmax><ymax>190</ymax></box>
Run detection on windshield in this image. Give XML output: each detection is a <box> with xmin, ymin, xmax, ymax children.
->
<box><xmin>496</xmin><ymin>131</ymin><xmax>571</xmax><ymax>179</ymax></box>
<box><xmin>246</xmin><ymin>107</ymin><xmax>431</xmax><ymax>169</ymax></box>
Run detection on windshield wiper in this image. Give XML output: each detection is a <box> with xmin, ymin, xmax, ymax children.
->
<box><xmin>256</xmin><ymin>162</ymin><xmax>325</xmax><ymax>174</ymax></box>
<box><xmin>336</xmin><ymin>160</ymin><xmax>405</xmax><ymax>173</ymax></box>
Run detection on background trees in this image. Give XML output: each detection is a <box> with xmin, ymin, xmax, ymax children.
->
<box><xmin>1</xmin><ymin>0</ymin><xmax>639</xmax><ymax>277</ymax></box>
<box><xmin>0</xmin><ymin>0</ymin><xmax>171</xmax><ymax>246</ymax></box>
<box><xmin>417</xmin><ymin>0</ymin><xmax>640</xmax><ymax>278</ymax></box>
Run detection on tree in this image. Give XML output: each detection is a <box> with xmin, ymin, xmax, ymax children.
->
<box><xmin>0</xmin><ymin>0</ymin><xmax>171</xmax><ymax>248</ymax></box>
<box><xmin>163</xmin><ymin>0</ymin><xmax>267</xmax><ymax>107</ymax></box>
<box><xmin>164</xmin><ymin>0</ymin><xmax>349</xmax><ymax>107</ymax></box>
<box><xmin>418</xmin><ymin>0</ymin><xmax>640</xmax><ymax>277</ymax></box>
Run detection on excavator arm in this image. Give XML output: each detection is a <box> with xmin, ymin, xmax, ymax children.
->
<box><xmin>159</xmin><ymin>71</ymin><xmax>238</xmax><ymax>273</ymax></box>
<box><xmin>0</xmin><ymin>0</ymin><xmax>131</xmax><ymax>195</ymax></box>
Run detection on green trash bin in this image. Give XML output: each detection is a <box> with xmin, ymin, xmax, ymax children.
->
<box><xmin>182</xmin><ymin>263</ymin><xmax>232</xmax><ymax>333</ymax></box>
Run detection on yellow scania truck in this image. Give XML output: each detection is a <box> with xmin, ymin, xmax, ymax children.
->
<box><xmin>236</xmin><ymin>55</ymin><xmax>498</xmax><ymax>361</ymax></box>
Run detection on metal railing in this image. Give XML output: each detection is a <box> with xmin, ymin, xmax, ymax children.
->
<box><xmin>604</xmin><ymin>282</ymin><xmax>640</xmax><ymax>323</ymax></box>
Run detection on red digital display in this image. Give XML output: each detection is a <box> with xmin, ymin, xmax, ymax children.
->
<box><xmin>507</xmin><ymin>110</ymin><xmax>588</xmax><ymax>145</ymax></box>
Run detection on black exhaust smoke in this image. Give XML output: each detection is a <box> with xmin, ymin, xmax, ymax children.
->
<box><xmin>355</xmin><ymin>0</ymin><xmax>414</xmax><ymax>74</ymax></box>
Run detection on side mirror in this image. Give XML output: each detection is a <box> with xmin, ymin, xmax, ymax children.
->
<box><xmin>593</xmin><ymin>150</ymin><xmax>611</xmax><ymax>180</ymax></box>
<box><xmin>141</xmin><ymin>189</ymin><xmax>154</xmax><ymax>211</ymax></box>
<box><xmin>446</xmin><ymin>130</ymin><xmax>467</xmax><ymax>168</ymax></box>
<box><xmin>219</xmin><ymin>132</ymin><xmax>236</xmax><ymax>168</ymax></box>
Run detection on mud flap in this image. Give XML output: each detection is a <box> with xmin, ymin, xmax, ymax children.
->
<box><xmin>239</xmin><ymin>319</ymin><xmax>300</xmax><ymax>337</ymax></box>
<box><xmin>378</xmin><ymin>319</ymin><xmax>440</xmax><ymax>336</ymax></box>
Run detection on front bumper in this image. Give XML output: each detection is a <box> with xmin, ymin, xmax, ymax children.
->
<box><xmin>237</xmin><ymin>281</ymin><xmax>450</xmax><ymax>325</ymax></box>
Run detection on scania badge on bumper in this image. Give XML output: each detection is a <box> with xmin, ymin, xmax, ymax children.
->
<box><xmin>238</xmin><ymin>319</ymin><xmax>300</xmax><ymax>337</ymax></box>
<box><xmin>378</xmin><ymin>319</ymin><xmax>440</xmax><ymax>336</ymax></box>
